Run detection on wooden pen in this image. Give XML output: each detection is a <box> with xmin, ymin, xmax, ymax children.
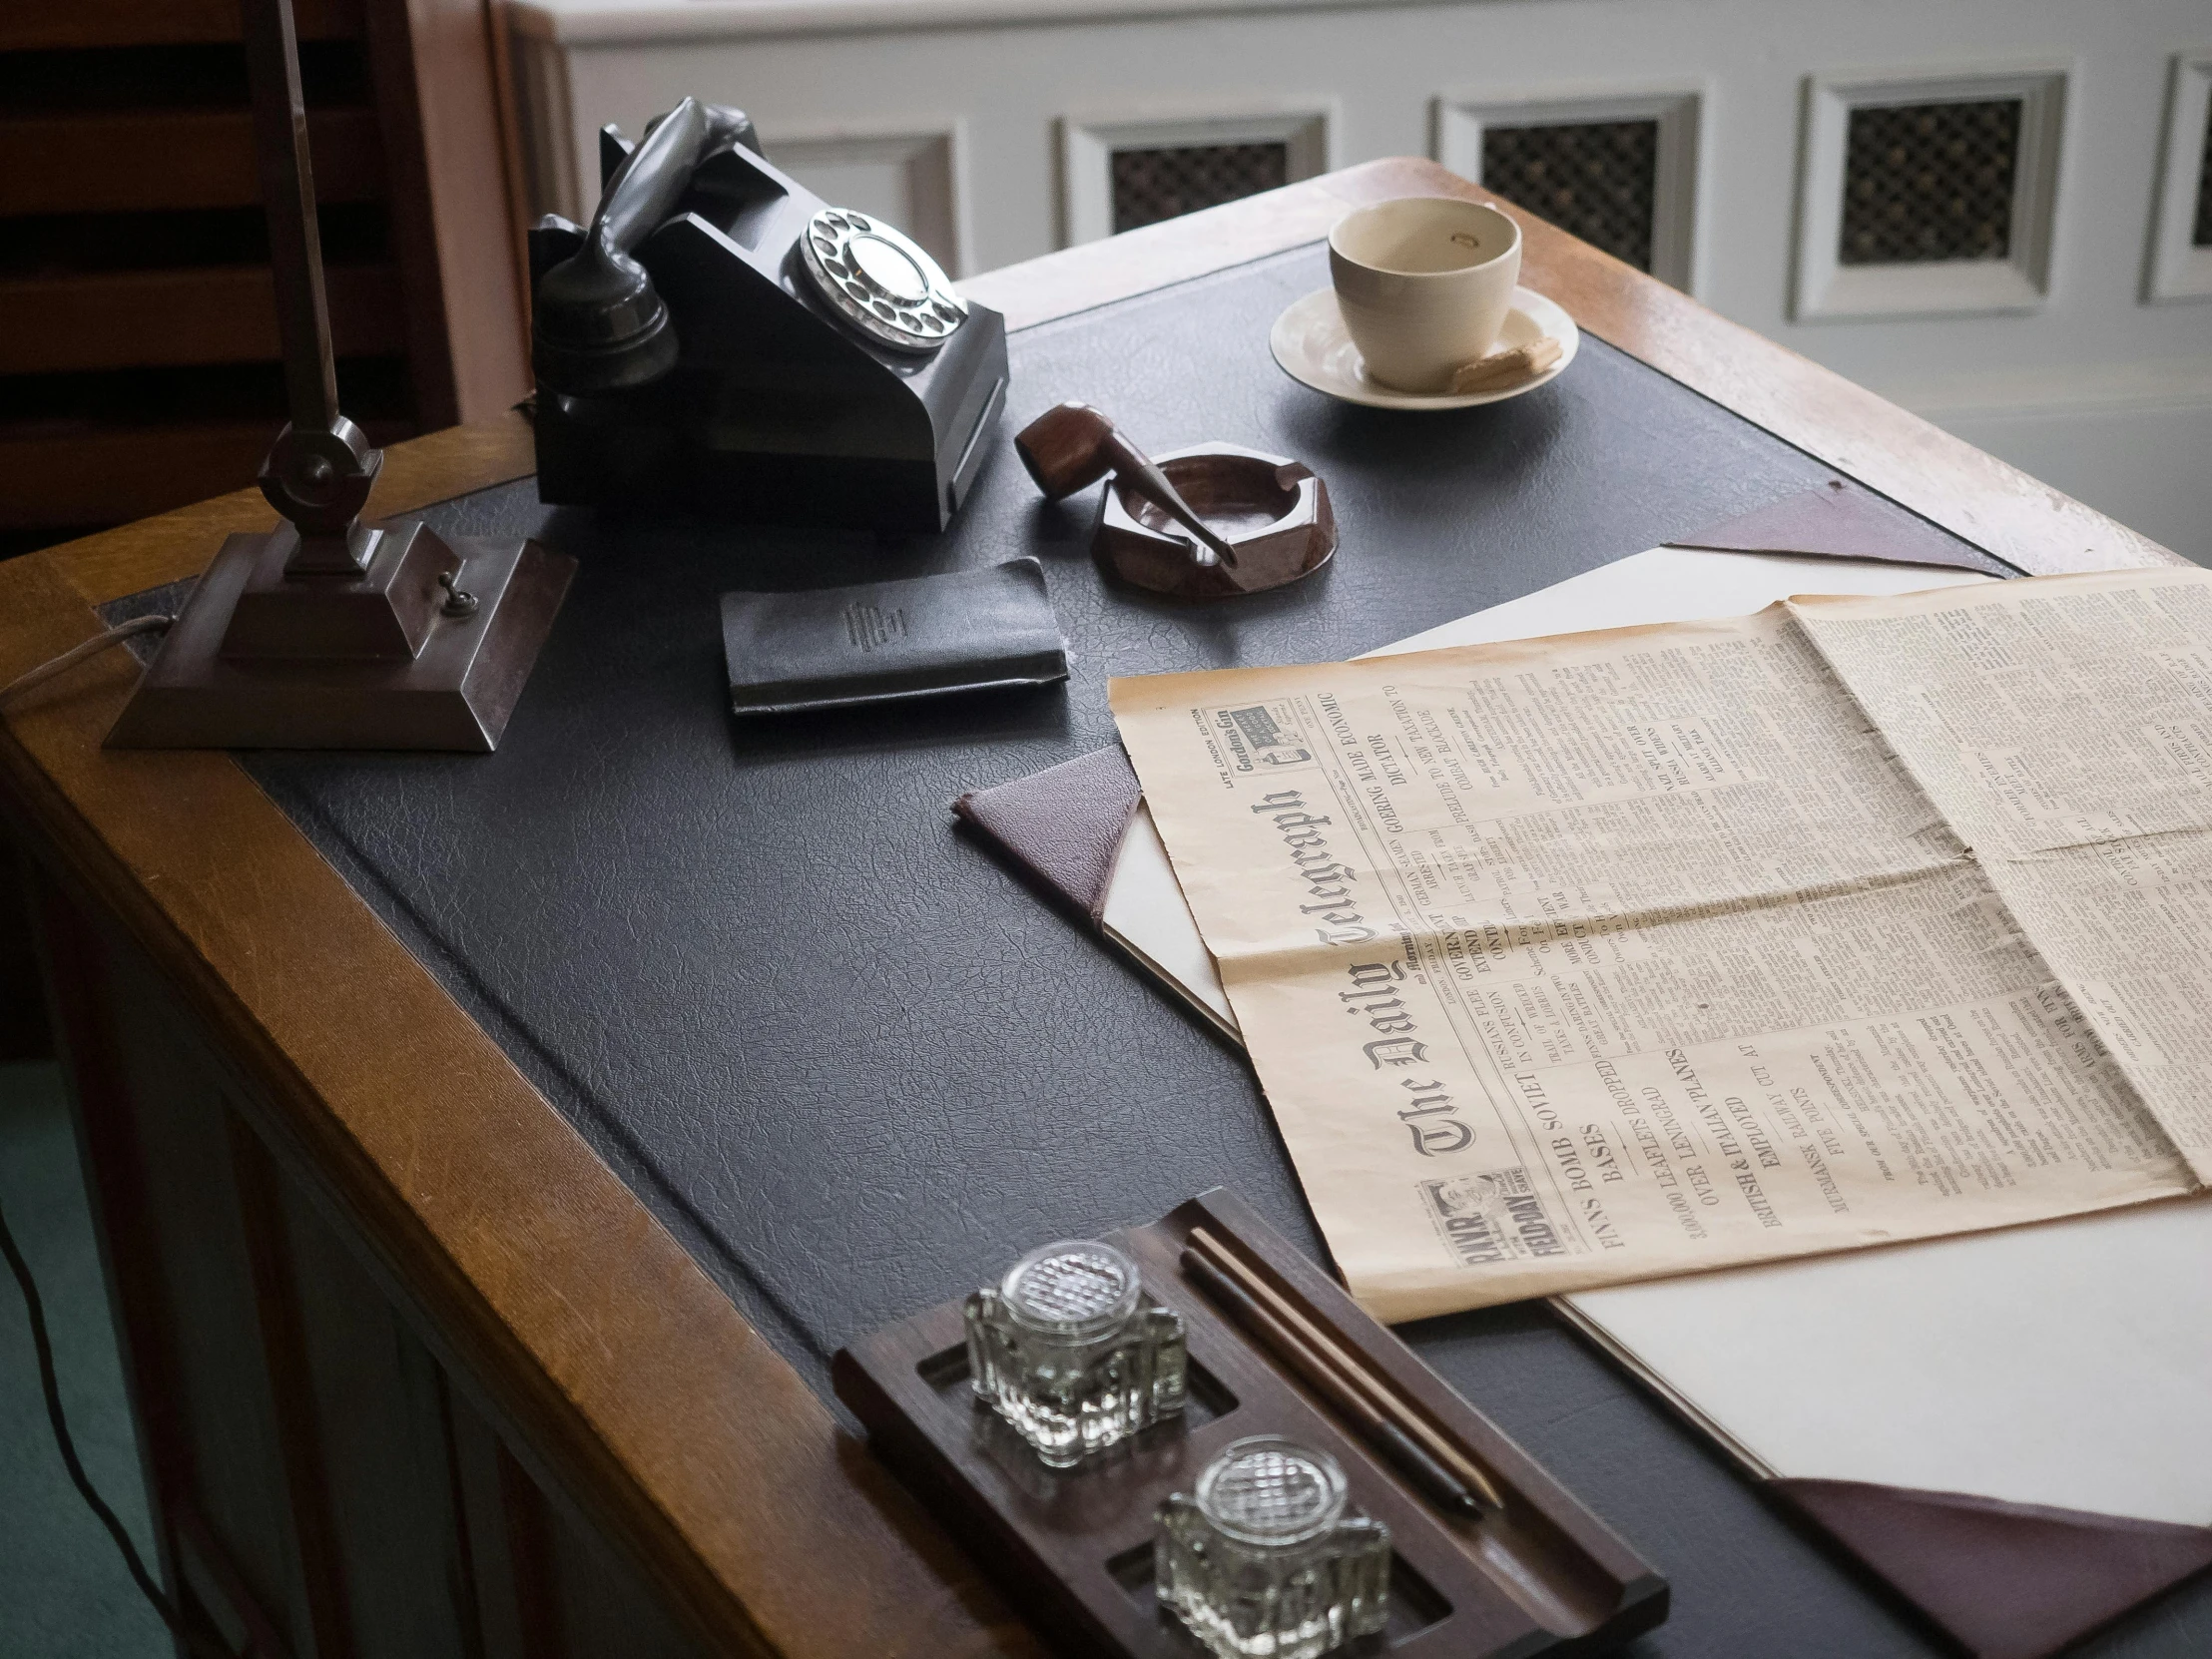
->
<box><xmin>1186</xmin><ymin>1226</ymin><xmax>1508</xmax><ymax>1514</ymax></box>
<box><xmin>1181</xmin><ymin>1245</ymin><xmax>1493</xmax><ymax>1522</ymax></box>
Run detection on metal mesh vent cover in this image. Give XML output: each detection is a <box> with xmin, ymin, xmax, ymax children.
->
<box><xmin>1840</xmin><ymin>99</ymin><xmax>2021</xmax><ymax>265</ymax></box>
<box><xmin>1110</xmin><ymin>142</ymin><xmax>1290</xmax><ymax>235</ymax></box>
<box><xmin>1480</xmin><ymin>120</ymin><xmax>1659</xmax><ymax>273</ymax></box>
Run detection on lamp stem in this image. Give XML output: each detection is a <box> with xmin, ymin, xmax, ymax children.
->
<box><xmin>240</xmin><ymin>0</ymin><xmax>339</xmax><ymax>435</ymax></box>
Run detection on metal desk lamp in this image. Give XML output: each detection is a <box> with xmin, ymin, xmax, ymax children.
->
<box><xmin>108</xmin><ymin>0</ymin><xmax>571</xmax><ymax>751</ymax></box>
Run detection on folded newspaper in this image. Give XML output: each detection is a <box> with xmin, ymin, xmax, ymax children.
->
<box><xmin>1110</xmin><ymin>568</ymin><xmax>2212</xmax><ymax>1321</ymax></box>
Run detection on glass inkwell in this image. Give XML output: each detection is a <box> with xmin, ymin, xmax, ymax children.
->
<box><xmin>1157</xmin><ymin>1436</ymin><xmax>1392</xmax><ymax>1659</ymax></box>
<box><xmin>962</xmin><ymin>1239</ymin><xmax>1187</xmax><ymax>1467</ymax></box>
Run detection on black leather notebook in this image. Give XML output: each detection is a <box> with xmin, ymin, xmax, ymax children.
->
<box><xmin>721</xmin><ymin>557</ymin><xmax>1068</xmax><ymax>714</ymax></box>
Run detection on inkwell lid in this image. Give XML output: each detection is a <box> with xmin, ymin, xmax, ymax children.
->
<box><xmin>1198</xmin><ymin>1436</ymin><xmax>1350</xmax><ymax>1547</ymax></box>
<box><xmin>1001</xmin><ymin>1240</ymin><xmax>1143</xmax><ymax>1341</ymax></box>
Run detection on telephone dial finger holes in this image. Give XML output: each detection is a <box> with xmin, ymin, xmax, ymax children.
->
<box><xmin>799</xmin><ymin>209</ymin><xmax>968</xmax><ymax>353</ymax></box>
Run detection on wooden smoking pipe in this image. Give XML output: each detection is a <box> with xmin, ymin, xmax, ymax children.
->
<box><xmin>1015</xmin><ymin>402</ymin><xmax>1241</xmax><ymax>568</ymax></box>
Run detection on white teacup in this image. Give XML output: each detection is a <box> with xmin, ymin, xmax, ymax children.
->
<box><xmin>1328</xmin><ymin>198</ymin><xmax>1522</xmax><ymax>394</ymax></box>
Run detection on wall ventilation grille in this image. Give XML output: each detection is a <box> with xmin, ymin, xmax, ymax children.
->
<box><xmin>1480</xmin><ymin>119</ymin><xmax>1660</xmax><ymax>272</ymax></box>
<box><xmin>1839</xmin><ymin>99</ymin><xmax>2021</xmax><ymax>265</ymax></box>
<box><xmin>1109</xmin><ymin>142</ymin><xmax>1289</xmax><ymax>234</ymax></box>
<box><xmin>2194</xmin><ymin>99</ymin><xmax>2212</xmax><ymax>248</ymax></box>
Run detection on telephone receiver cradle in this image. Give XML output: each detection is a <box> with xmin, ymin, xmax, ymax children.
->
<box><xmin>529</xmin><ymin>99</ymin><xmax>1008</xmax><ymax>533</ymax></box>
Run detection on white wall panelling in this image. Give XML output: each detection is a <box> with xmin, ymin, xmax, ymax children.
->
<box><xmin>1941</xmin><ymin>394</ymin><xmax>2212</xmax><ymax>565</ymax></box>
<box><xmin>2144</xmin><ymin>50</ymin><xmax>2212</xmax><ymax>303</ymax></box>
<box><xmin>502</xmin><ymin>0</ymin><xmax>2212</xmax><ymax>563</ymax></box>
<box><xmin>1058</xmin><ymin>102</ymin><xmax>1336</xmax><ymax>247</ymax></box>
<box><xmin>759</xmin><ymin>123</ymin><xmax>968</xmax><ymax>275</ymax></box>
<box><xmin>1791</xmin><ymin>63</ymin><xmax>2070</xmax><ymax>321</ymax></box>
<box><xmin>1433</xmin><ymin>83</ymin><xmax>1705</xmax><ymax>292</ymax></box>
<box><xmin>505</xmin><ymin>46</ymin><xmax>971</xmax><ymax>270</ymax></box>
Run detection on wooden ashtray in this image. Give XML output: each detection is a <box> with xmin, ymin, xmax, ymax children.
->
<box><xmin>1098</xmin><ymin>443</ymin><xmax>1335</xmax><ymax>600</ymax></box>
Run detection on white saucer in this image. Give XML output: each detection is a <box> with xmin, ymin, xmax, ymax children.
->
<box><xmin>1269</xmin><ymin>285</ymin><xmax>1579</xmax><ymax>409</ymax></box>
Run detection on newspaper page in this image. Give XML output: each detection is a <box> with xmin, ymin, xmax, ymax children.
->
<box><xmin>1795</xmin><ymin>569</ymin><xmax>2212</xmax><ymax>1174</ymax></box>
<box><xmin>1109</xmin><ymin>575</ymin><xmax>2206</xmax><ymax>1321</ymax></box>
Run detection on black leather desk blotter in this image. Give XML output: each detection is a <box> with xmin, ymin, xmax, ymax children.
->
<box><xmin>168</xmin><ymin>244</ymin><xmax>2205</xmax><ymax>1656</ymax></box>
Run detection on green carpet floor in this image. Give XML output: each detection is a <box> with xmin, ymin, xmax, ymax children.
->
<box><xmin>0</xmin><ymin>1059</ymin><xmax>169</xmax><ymax>1657</ymax></box>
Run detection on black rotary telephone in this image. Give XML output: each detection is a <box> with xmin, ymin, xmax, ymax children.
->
<box><xmin>529</xmin><ymin>97</ymin><xmax>1008</xmax><ymax>533</ymax></box>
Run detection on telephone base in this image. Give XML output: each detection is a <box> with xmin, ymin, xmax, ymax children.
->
<box><xmin>534</xmin><ymin>365</ymin><xmax>1007</xmax><ymax>532</ymax></box>
<box><xmin>529</xmin><ymin>117</ymin><xmax>1010</xmax><ymax>534</ymax></box>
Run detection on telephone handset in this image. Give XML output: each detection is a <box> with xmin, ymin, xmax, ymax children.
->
<box><xmin>532</xmin><ymin>98</ymin><xmax>758</xmax><ymax>394</ymax></box>
<box><xmin>529</xmin><ymin>97</ymin><xmax>1008</xmax><ymax>532</ymax></box>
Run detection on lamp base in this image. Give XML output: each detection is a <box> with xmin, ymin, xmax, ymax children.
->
<box><xmin>107</xmin><ymin>526</ymin><xmax>574</xmax><ymax>752</ymax></box>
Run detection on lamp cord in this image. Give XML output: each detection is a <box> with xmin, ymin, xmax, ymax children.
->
<box><xmin>0</xmin><ymin>617</ymin><xmax>174</xmax><ymax>710</ymax></box>
<box><xmin>4</xmin><ymin>626</ymin><xmax>236</xmax><ymax>1648</ymax></box>
<box><xmin>0</xmin><ymin>1187</ymin><xmax>237</xmax><ymax>1659</ymax></box>
<box><xmin>2</xmin><ymin>610</ymin><xmax>237</xmax><ymax>1652</ymax></box>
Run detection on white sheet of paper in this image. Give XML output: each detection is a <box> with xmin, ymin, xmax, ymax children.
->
<box><xmin>1566</xmin><ymin>1198</ymin><xmax>2212</xmax><ymax>1525</ymax></box>
<box><xmin>1098</xmin><ymin>546</ymin><xmax>2212</xmax><ymax>1524</ymax></box>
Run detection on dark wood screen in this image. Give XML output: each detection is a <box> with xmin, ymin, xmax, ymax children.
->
<box><xmin>0</xmin><ymin>0</ymin><xmax>530</xmax><ymax>558</ymax></box>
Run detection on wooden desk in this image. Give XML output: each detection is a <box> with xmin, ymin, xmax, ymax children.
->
<box><xmin>0</xmin><ymin>159</ymin><xmax>2191</xmax><ymax>1659</ymax></box>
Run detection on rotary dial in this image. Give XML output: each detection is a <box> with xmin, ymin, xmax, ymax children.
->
<box><xmin>798</xmin><ymin>209</ymin><xmax>968</xmax><ymax>354</ymax></box>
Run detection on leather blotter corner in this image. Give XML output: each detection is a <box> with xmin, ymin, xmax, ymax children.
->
<box><xmin>953</xmin><ymin>745</ymin><xmax>1143</xmax><ymax>922</ymax></box>
<box><xmin>1771</xmin><ymin>1477</ymin><xmax>2212</xmax><ymax>1659</ymax></box>
<box><xmin>1671</xmin><ymin>479</ymin><xmax>2008</xmax><ymax>573</ymax></box>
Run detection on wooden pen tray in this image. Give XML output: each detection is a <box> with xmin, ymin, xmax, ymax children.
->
<box><xmin>832</xmin><ymin>1188</ymin><xmax>1667</xmax><ymax>1657</ymax></box>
